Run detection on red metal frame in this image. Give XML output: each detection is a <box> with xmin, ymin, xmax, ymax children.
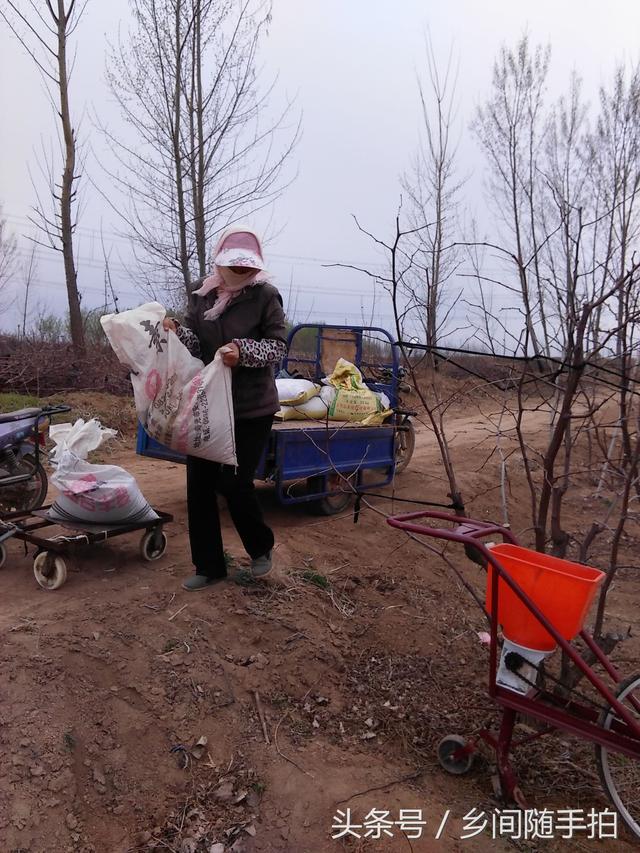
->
<box><xmin>386</xmin><ymin>510</ymin><xmax>640</xmax><ymax>804</ymax></box>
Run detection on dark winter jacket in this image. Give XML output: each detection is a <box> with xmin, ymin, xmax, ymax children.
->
<box><xmin>184</xmin><ymin>281</ymin><xmax>287</xmax><ymax>420</ymax></box>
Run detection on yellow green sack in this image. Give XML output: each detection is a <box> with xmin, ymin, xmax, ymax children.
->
<box><xmin>361</xmin><ymin>408</ymin><xmax>394</xmax><ymax>426</ymax></box>
<box><xmin>322</xmin><ymin>358</ymin><xmax>393</xmax><ymax>423</ymax></box>
<box><xmin>328</xmin><ymin>388</ymin><xmax>382</xmax><ymax>422</ymax></box>
<box><xmin>325</xmin><ymin>358</ymin><xmax>365</xmax><ymax>390</ymax></box>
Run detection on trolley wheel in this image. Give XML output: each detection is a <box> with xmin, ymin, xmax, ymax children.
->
<box><xmin>595</xmin><ymin>671</ymin><xmax>640</xmax><ymax>839</ymax></box>
<box><xmin>394</xmin><ymin>419</ymin><xmax>416</xmax><ymax>474</ymax></box>
<box><xmin>33</xmin><ymin>551</ymin><xmax>67</xmax><ymax>591</ymax></box>
<box><xmin>0</xmin><ymin>543</ymin><xmax>6</xmax><ymax>569</ymax></box>
<box><xmin>437</xmin><ymin>734</ymin><xmax>474</xmax><ymax>775</ymax></box>
<box><xmin>140</xmin><ymin>529</ymin><xmax>168</xmax><ymax>562</ymax></box>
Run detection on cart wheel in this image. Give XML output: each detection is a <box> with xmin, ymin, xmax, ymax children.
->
<box><xmin>306</xmin><ymin>474</ymin><xmax>353</xmax><ymax>516</ymax></box>
<box><xmin>140</xmin><ymin>529</ymin><xmax>168</xmax><ymax>562</ymax></box>
<box><xmin>394</xmin><ymin>419</ymin><xmax>416</xmax><ymax>474</ymax></box>
<box><xmin>437</xmin><ymin>734</ymin><xmax>474</xmax><ymax>775</ymax></box>
<box><xmin>596</xmin><ymin>671</ymin><xmax>640</xmax><ymax>839</ymax></box>
<box><xmin>33</xmin><ymin>551</ymin><xmax>67</xmax><ymax>591</ymax></box>
<box><xmin>0</xmin><ymin>543</ymin><xmax>6</xmax><ymax>569</ymax></box>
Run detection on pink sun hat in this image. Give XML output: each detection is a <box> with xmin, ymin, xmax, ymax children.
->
<box><xmin>213</xmin><ymin>228</ymin><xmax>265</xmax><ymax>271</ymax></box>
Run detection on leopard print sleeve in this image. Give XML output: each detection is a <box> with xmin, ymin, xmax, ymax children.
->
<box><xmin>233</xmin><ymin>338</ymin><xmax>287</xmax><ymax>368</ymax></box>
<box><xmin>175</xmin><ymin>322</ymin><xmax>202</xmax><ymax>359</ymax></box>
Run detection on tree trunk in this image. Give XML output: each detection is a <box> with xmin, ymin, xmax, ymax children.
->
<box><xmin>56</xmin><ymin>0</ymin><xmax>84</xmax><ymax>354</ymax></box>
<box><xmin>535</xmin><ymin>335</ymin><xmax>585</xmax><ymax>551</ymax></box>
<box><xmin>172</xmin><ymin>0</ymin><xmax>192</xmax><ymax>291</ymax></box>
<box><xmin>193</xmin><ymin>0</ymin><xmax>207</xmax><ymax>278</ymax></box>
<box><xmin>426</xmin><ymin>155</ymin><xmax>443</xmax><ymax>368</ymax></box>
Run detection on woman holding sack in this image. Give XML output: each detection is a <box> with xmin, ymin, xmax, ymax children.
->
<box><xmin>163</xmin><ymin>228</ymin><xmax>287</xmax><ymax>591</ymax></box>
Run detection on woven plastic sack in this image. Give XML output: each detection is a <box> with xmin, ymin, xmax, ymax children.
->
<box><xmin>322</xmin><ymin>358</ymin><xmax>365</xmax><ymax>390</ymax></box>
<box><xmin>275</xmin><ymin>378</ymin><xmax>320</xmax><ymax>406</ymax></box>
<box><xmin>323</xmin><ymin>358</ymin><xmax>391</xmax><ymax>423</ymax></box>
<box><xmin>275</xmin><ymin>387</ymin><xmax>333</xmax><ymax>421</ymax></box>
<box><xmin>101</xmin><ymin>303</ymin><xmax>237</xmax><ymax>465</ymax></box>
<box><xmin>48</xmin><ymin>419</ymin><xmax>158</xmax><ymax>524</ymax></box>
<box><xmin>328</xmin><ymin>388</ymin><xmax>383</xmax><ymax>422</ymax></box>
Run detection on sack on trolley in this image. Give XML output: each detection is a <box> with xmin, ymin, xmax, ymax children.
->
<box><xmin>48</xmin><ymin>419</ymin><xmax>158</xmax><ymax>525</ymax></box>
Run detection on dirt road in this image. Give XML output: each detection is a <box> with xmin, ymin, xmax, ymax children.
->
<box><xmin>0</xmin><ymin>406</ymin><xmax>638</xmax><ymax>852</ymax></box>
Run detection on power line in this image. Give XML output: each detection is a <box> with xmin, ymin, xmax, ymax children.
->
<box><xmin>9</xmin><ymin>277</ymin><xmax>139</xmax><ymax>300</ymax></box>
<box><xmin>6</xmin><ymin>271</ymin><xmax>398</xmax><ymax>323</ymax></box>
<box><xmin>11</xmin><ymin>245</ymin><xmax>391</xmax><ymax>298</ymax></box>
<box><xmin>4</xmin><ymin>212</ymin><xmax>390</xmax><ymax>272</ymax></box>
<box><xmin>6</xmin><ymin>213</ymin><xmax>536</xmax><ymax>295</ymax></box>
<box><xmin>5</xmin><ymin>211</ymin><xmax>562</xmax><ymax>280</ymax></box>
<box><xmin>401</xmin><ymin>341</ymin><xmax>640</xmax><ymax>398</ymax></box>
<box><xmin>11</xmin><ymin>246</ymin><xmax>519</xmax><ymax>305</ymax></box>
<box><xmin>5</xmin><ymin>213</ymin><xmax>534</xmax><ymax>278</ymax></box>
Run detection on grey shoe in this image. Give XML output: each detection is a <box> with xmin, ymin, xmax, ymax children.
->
<box><xmin>182</xmin><ymin>574</ymin><xmax>225</xmax><ymax>591</ymax></box>
<box><xmin>250</xmin><ymin>551</ymin><xmax>273</xmax><ymax>578</ymax></box>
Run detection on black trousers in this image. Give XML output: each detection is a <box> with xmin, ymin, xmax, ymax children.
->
<box><xmin>186</xmin><ymin>414</ymin><xmax>274</xmax><ymax>578</ymax></box>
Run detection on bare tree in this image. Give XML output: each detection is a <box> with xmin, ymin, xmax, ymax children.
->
<box><xmin>101</xmin><ymin>0</ymin><xmax>299</xmax><ymax>300</ymax></box>
<box><xmin>20</xmin><ymin>242</ymin><xmax>38</xmax><ymax>336</ymax></box>
<box><xmin>1</xmin><ymin>0</ymin><xmax>87</xmax><ymax>353</ymax></box>
<box><xmin>457</xmin><ymin>43</ymin><xmax>640</xmax><ymax>674</ymax></box>
<box><xmin>586</xmin><ymin>64</ymin><xmax>640</xmax><ymax>355</ymax></box>
<box><xmin>401</xmin><ymin>39</ymin><xmax>463</xmax><ymax>361</ymax></box>
<box><xmin>331</xmin><ymin>212</ymin><xmax>466</xmax><ymax>515</ymax></box>
<box><xmin>473</xmin><ymin>35</ymin><xmax>552</xmax><ymax>357</ymax></box>
<box><xmin>324</xmin><ymin>38</ymin><xmax>640</xmax><ymax>684</ymax></box>
<box><xmin>0</xmin><ymin>205</ymin><xmax>17</xmax><ymax>310</ymax></box>
<box><xmin>588</xmin><ymin>280</ymin><xmax>640</xmax><ymax>641</ymax></box>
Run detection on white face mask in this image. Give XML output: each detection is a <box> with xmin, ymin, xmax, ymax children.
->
<box><xmin>218</xmin><ymin>266</ymin><xmax>256</xmax><ymax>289</ymax></box>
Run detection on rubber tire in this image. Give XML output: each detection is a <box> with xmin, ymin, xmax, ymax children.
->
<box><xmin>140</xmin><ymin>529</ymin><xmax>168</xmax><ymax>562</ymax></box>
<box><xmin>595</xmin><ymin>671</ymin><xmax>640</xmax><ymax>840</ymax></box>
<box><xmin>0</xmin><ymin>455</ymin><xmax>48</xmax><ymax>514</ymax></box>
<box><xmin>306</xmin><ymin>475</ymin><xmax>352</xmax><ymax>516</ymax></box>
<box><xmin>33</xmin><ymin>551</ymin><xmax>67</xmax><ymax>591</ymax></box>
<box><xmin>0</xmin><ymin>543</ymin><xmax>6</xmax><ymax>569</ymax></box>
<box><xmin>437</xmin><ymin>734</ymin><xmax>474</xmax><ymax>775</ymax></box>
<box><xmin>394</xmin><ymin>420</ymin><xmax>416</xmax><ymax>475</ymax></box>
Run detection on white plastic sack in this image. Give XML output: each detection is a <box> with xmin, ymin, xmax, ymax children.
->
<box><xmin>49</xmin><ymin>419</ymin><xmax>117</xmax><ymax>463</ymax></box>
<box><xmin>275</xmin><ymin>378</ymin><xmax>319</xmax><ymax>405</ymax></box>
<box><xmin>377</xmin><ymin>391</ymin><xmax>391</xmax><ymax>410</ymax></box>
<box><xmin>276</xmin><ymin>386</ymin><xmax>336</xmax><ymax>421</ymax></box>
<box><xmin>101</xmin><ymin>303</ymin><xmax>237</xmax><ymax>465</ymax></box>
<box><xmin>48</xmin><ymin>419</ymin><xmax>158</xmax><ymax>524</ymax></box>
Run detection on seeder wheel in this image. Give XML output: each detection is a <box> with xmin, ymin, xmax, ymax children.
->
<box><xmin>596</xmin><ymin>672</ymin><xmax>640</xmax><ymax>840</ymax></box>
<box><xmin>33</xmin><ymin>551</ymin><xmax>68</xmax><ymax>591</ymax></box>
<box><xmin>437</xmin><ymin>734</ymin><xmax>475</xmax><ymax>775</ymax></box>
<box><xmin>140</xmin><ymin>529</ymin><xmax>168</xmax><ymax>562</ymax></box>
<box><xmin>0</xmin><ymin>542</ymin><xmax>6</xmax><ymax>569</ymax></box>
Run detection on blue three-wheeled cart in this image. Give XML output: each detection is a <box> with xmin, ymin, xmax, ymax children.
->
<box><xmin>136</xmin><ymin>325</ymin><xmax>416</xmax><ymax>514</ymax></box>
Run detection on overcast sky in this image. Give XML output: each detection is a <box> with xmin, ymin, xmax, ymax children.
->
<box><xmin>2</xmin><ymin>0</ymin><xmax>640</xmax><ymax>335</ymax></box>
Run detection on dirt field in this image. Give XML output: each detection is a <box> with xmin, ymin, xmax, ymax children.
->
<box><xmin>0</xmin><ymin>393</ymin><xmax>639</xmax><ymax>853</ymax></box>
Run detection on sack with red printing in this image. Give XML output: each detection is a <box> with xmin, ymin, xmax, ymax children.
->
<box><xmin>47</xmin><ymin>418</ymin><xmax>158</xmax><ymax>524</ymax></box>
<box><xmin>101</xmin><ymin>302</ymin><xmax>237</xmax><ymax>465</ymax></box>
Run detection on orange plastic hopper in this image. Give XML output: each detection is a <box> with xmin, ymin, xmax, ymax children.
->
<box><xmin>486</xmin><ymin>544</ymin><xmax>605</xmax><ymax>652</ymax></box>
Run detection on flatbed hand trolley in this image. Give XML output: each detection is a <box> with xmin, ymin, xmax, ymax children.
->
<box><xmin>386</xmin><ymin>510</ymin><xmax>640</xmax><ymax>839</ymax></box>
<box><xmin>0</xmin><ymin>506</ymin><xmax>173</xmax><ymax>590</ymax></box>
